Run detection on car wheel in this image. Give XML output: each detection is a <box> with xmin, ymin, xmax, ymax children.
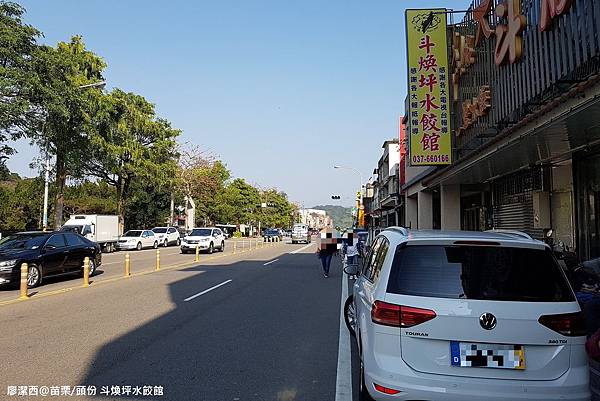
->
<box><xmin>177</xmin><ymin>238</ymin><xmax>181</xmax><ymax>246</ymax></box>
<box><xmin>180</xmin><ymin>249</ymin><xmax>187</xmax><ymax>254</ymax></box>
<box><xmin>27</xmin><ymin>264</ymin><xmax>42</xmax><ymax>288</ymax></box>
<box><xmin>359</xmin><ymin>348</ymin><xmax>375</xmax><ymax>401</ymax></box>
<box><xmin>208</xmin><ymin>243</ymin><xmax>214</xmax><ymax>254</ymax></box>
<box><xmin>163</xmin><ymin>239</ymin><xmax>169</xmax><ymax>247</ymax></box>
<box><xmin>153</xmin><ymin>241</ymin><xmax>158</xmax><ymax>249</ymax></box>
<box><xmin>136</xmin><ymin>242</ymin><xmax>142</xmax><ymax>251</ymax></box>
<box><xmin>292</xmin><ymin>241</ymin><xmax>296</xmax><ymax>244</ymax></box>
<box><xmin>220</xmin><ymin>241</ymin><xmax>225</xmax><ymax>252</ymax></box>
<box><xmin>343</xmin><ymin>295</ymin><xmax>357</xmax><ymax>337</ymax></box>
<box><xmin>81</xmin><ymin>258</ymin><xmax>96</xmax><ymax>277</ymax></box>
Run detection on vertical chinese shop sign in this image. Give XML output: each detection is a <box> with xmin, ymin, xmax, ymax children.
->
<box><xmin>406</xmin><ymin>9</ymin><xmax>452</xmax><ymax>166</ymax></box>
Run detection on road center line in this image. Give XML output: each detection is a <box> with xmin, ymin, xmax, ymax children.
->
<box><xmin>290</xmin><ymin>243</ymin><xmax>313</xmax><ymax>254</ymax></box>
<box><xmin>263</xmin><ymin>259</ymin><xmax>279</xmax><ymax>266</ymax></box>
<box><xmin>183</xmin><ymin>279</ymin><xmax>232</xmax><ymax>302</ymax></box>
<box><xmin>335</xmin><ymin>270</ymin><xmax>352</xmax><ymax>401</ymax></box>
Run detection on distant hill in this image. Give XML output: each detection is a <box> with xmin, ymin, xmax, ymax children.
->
<box><xmin>312</xmin><ymin>204</ymin><xmax>354</xmax><ymax>229</ymax></box>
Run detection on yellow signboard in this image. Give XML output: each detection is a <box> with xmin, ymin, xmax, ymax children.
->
<box><xmin>406</xmin><ymin>9</ymin><xmax>452</xmax><ymax>166</ymax></box>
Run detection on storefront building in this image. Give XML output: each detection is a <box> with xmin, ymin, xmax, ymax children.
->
<box><xmin>404</xmin><ymin>0</ymin><xmax>600</xmax><ymax>259</ymax></box>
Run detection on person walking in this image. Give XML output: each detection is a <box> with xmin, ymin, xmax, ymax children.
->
<box><xmin>317</xmin><ymin>228</ymin><xmax>338</xmax><ymax>278</ymax></box>
<box><xmin>345</xmin><ymin>239</ymin><xmax>359</xmax><ymax>280</ymax></box>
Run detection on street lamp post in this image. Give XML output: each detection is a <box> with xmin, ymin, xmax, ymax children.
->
<box><xmin>333</xmin><ymin>165</ymin><xmax>364</xmax><ymax>197</ymax></box>
<box><xmin>41</xmin><ymin>80</ymin><xmax>106</xmax><ymax>231</ymax></box>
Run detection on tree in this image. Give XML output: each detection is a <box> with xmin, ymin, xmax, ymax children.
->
<box><xmin>0</xmin><ymin>174</ymin><xmax>44</xmax><ymax>231</ymax></box>
<box><xmin>214</xmin><ymin>178</ymin><xmax>260</xmax><ymax>225</ymax></box>
<box><xmin>85</xmin><ymin>89</ymin><xmax>179</xmax><ymax>233</ymax></box>
<box><xmin>63</xmin><ymin>181</ymin><xmax>117</xmax><ymax>216</ymax></box>
<box><xmin>0</xmin><ymin>1</ymin><xmax>42</xmax><ymax>162</ymax></box>
<box><xmin>30</xmin><ymin>36</ymin><xmax>106</xmax><ymax>229</ymax></box>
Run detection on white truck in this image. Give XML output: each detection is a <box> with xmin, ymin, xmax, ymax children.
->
<box><xmin>61</xmin><ymin>214</ymin><xmax>119</xmax><ymax>253</ymax></box>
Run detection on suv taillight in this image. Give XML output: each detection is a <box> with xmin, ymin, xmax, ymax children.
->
<box><xmin>538</xmin><ymin>311</ymin><xmax>586</xmax><ymax>336</ymax></box>
<box><xmin>371</xmin><ymin>301</ymin><xmax>436</xmax><ymax>328</ymax></box>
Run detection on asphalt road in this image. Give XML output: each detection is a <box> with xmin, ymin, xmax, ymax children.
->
<box><xmin>0</xmin><ymin>240</ymin><xmax>360</xmax><ymax>401</ymax></box>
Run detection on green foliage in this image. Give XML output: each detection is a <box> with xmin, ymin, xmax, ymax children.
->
<box><xmin>0</xmin><ymin>175</ymin><xmax>44</xmax><ymax>231</ymax></box>
<box><xmin>86</xmin><ymin>89</ymin><xmax>180</xmax><ymax>230</ymax></box>
<box><xmin>233</xmin><ymin>231</ymin><xmax>242</xmax><ymax>238</ymax></box>
<box><xmin>312</xmin><ymin>204</ymin><xmax>353</xmax><ymax>228</ymax></box>
<box><xmin>0</xmin><ymin>1</ymin><xmax>41</xmax><ymax>161</ymax></box>
<box><xmin>63</xmin><ymin>181</ymin><xmax>117</xmax><ymax>216</ymax></box>
<box><xmin>123</xmin><ymin>179</ymin><xmax>171</xmax><ymax>230</ymax></box>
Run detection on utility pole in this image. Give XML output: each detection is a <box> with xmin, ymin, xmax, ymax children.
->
<box><xmin>42</xmin><ymin>154</ymin><xmax>50</xmax><ymax>231</ymax></box>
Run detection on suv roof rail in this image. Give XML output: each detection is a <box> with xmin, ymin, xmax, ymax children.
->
<box><xmin>485</xmin><ymin>229</ymin><xmax>533</xmax><ymax>240</ymax></box>
<box><xmin>387</xmin><ymin>226</ymin><xmax>409</xmax><ymax>236</ymax></box>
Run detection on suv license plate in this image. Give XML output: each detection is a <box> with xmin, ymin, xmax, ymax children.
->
<box><xmin>450</xmin><ymin>341</ymin><xmax>525</xmax><ymax>370</ymax></box>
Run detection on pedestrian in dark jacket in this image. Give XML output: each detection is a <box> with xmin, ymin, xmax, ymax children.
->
<box><xmin>316</xmin><ymin>227</ymin><xmax>338</xmax><ymax>278</ymax></box>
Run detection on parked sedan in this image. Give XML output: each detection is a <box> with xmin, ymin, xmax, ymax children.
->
<box><xmin>0</xmin><ymin>231</ymin><xmax>102</xmax><ymax>288</ymax></box>
<box><xmin>116</xmin><ymin>230</ymin><xmax>158</xmax><ymax>251</ymax></box>
<box><xmin>151</xmin><ymin>226</ymin><xmax>181</xmax><ymax>247</ymax></box>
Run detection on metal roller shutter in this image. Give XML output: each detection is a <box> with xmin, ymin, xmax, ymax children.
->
<box><xmin>492</xmin><ymin>169</ymin><xmax>545</xmax><ymax>239</ymax></box>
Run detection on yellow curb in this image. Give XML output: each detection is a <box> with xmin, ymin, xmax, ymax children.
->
<box><xmin>0</xmin><ymin>242</ymin><xmax>287</xmax><ymax>308</ymax></box>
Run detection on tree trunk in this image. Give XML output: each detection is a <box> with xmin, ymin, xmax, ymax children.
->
<box><xmin>53</xmin><ymin>152</ymin><xmax>66</xmax><ymax>230</ymax></box>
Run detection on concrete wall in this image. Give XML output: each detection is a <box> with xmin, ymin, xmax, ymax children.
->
<box><xmin>441</xmin><ymin>184</ymin><xmax>461</xmax><ymax>230</ymax></box>
<box><xmin>551</xmin><ymin>163</ymin><xmax>574</xmax><ymax>249</ymax></box>
<box><xmin>417</xmin><ymin>191</ymin><xmax>433</xmax><ymax>229</ymax></box>
<box><xmin>406</xmin><ymin>194</ymin><xmax>418</xmax><ymax>229</ymax></box>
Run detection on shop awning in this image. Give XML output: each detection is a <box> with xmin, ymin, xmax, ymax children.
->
<box><xmin>423</xmin><ymin>91</ymin><xmax>600</xmax><ymax>187</ymax></box>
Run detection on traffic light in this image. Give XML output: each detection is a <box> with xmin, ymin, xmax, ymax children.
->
<box><xmin>331</xmin><ymin>195</ymin><xmax>341</xmax><ymax>200</ymax></box>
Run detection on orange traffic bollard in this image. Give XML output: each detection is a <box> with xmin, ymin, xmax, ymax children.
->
<box><xmin>83</xmin><ymin>257</ymin><xmax>90</xmax><ymax>287</ymax></box>
<box><xmin>19</xmin><ymin>263</ymin><xmax>28</xmax><ymax>299</ymax></box>
<box><xmin>124</xmin><ymin>252</ymin><xmax>131</xmax><ymax>277</ymax></box>
<box><xmin>195</xmin><ymin>244</ymin><xmax>200</xmax><ymax>262</ymax></box>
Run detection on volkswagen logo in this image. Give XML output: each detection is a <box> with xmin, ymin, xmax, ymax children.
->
<box><xmin>479</xmin><ymin>313</ymin><xmax>497</xmax><ymax>330</ymax></box>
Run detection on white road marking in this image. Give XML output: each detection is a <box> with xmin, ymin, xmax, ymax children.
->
<box><xmin>335</xmin><ymin>270</ymin><xmax>352</xmax><ymax>401</ymax></box>
<box><xmin>183</xmin><ymin>279</ymin><xmax>232</xmax><ymax>302</ymax></box>
<box><xmin>290</xmin><ymin>243</ymin><xmax>313</xmax><ymax>254</ymax></box>
<box><xmin>263</xmin><ymin>259</ymin><xmax>279</xmax><ymax>266</ymax></box>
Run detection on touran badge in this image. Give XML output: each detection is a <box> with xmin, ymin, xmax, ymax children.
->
<box><xmin>479</xmin><ymin>313</ymin><xmax>497</xmax><ymax>330</ymax></box>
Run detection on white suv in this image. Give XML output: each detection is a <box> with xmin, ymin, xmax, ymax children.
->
<box><xmin>151</xmin><ymin>227</ymin><xmax>181</xmax><ymax>247</ymax></box>
<box><xmin>347</xmin><ymin>228</ymin><xmax>589</xmax><ymax>401</ymax></box>
<box><xmin>180</xmin><ymin>227</ymin><xmax>225</xmax><ymax>254</ymax></box>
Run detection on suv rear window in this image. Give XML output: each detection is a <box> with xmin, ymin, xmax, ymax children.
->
<box><xmin>387</xmin><ymin>245</ymin><xmax>574</xmax><ymax>302</ymax></box>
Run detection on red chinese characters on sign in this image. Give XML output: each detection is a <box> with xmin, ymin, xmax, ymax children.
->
<box><xmin>419</xmin><ymin>73</ymin><xmax>438</xmax><ymax>92</ymax></box>
<box><xmin>539</xmin><ymin>0</ymin><xmax>573</xmax><ymax>31</ymax></box>
<box><xmin>494</xmin><ymin>0</ymin><xmax>526</xmax><ymax>65</ymax></box>
<box><xmin>420</xmin><ymin>113</ymin><xmax>441</xmax><ymax>132</ymax></box>
<box><xmin>418</xmin><ymin>35</ymin><xmax>436</xmax><ymax>54</ymax></box>
<box><xmin>420</xmin><ymin>133</ymin><xmax>441</xmax><ymax>151</ymax></box>
<box><xmin>418</xmin><ymin>54</ymin><xmax>438</xmax><ymax>72</ymax></box>
<box><xmin>419</xmin><ymin>94</ymin><xmax>439</xmax><ymax>112</ymax></box>
<box><xmin>473</xmin><ymin>0</ymin><xmax>494</xmax><ymax>46</ymax></box>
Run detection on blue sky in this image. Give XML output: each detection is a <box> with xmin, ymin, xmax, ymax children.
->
<box><xmin>9</xmin><ymin>0</ymin><xmax>470</xmax><ymax>207</ymax></box>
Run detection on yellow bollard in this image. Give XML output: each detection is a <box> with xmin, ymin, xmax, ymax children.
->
<box><xmin>19</xmin><ymin>263</ymin><xmax>28</xmax><ymax>299</ymax></box>
<box><xmin>124</xmin><ymin>252</ymin><xmax>131</xmax><ymax>277</ymax></box>
<box><xmin>155</xmin><ymin>249</ymin><xmax>161</xmax><ymax>271</ymax></box>
<box><xmin>233</xmin><ymin>242</ymin><xmax>237</xmax><ymax>254</ymax></box>
<box><xmin>83</xmin><ymin>257</ymin><xmax>90</xmax><ymax>287</ymax></box>
<box><xmin>195</xmin><ymin>244</ymin><xmax>200</xmax><ymax>262</ymax></box>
